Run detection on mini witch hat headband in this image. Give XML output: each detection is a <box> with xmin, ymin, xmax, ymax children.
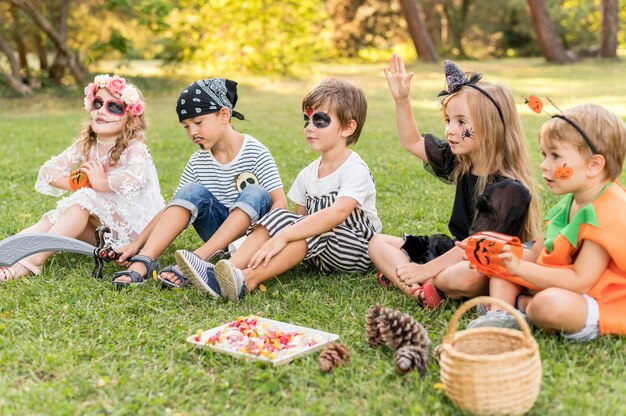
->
<box><xmin>525</xmin><ymin>96</ymin><xmax>599</xmax><ymax>154</ymax></box>
<box><xmin>437</xmin><ymin>60</ymin><xmax>505</xmax><ymax>125</ymax></box>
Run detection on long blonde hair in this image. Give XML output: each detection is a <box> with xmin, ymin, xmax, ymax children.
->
<box><xmin>76</xmin><ymin>83</ymin><xmax>147</xmax><ymax>166</ymax></box>
<box><xmin>442</xmin><ymin>82</ymin><xmax>542</xmax><ymax>241</ymax></box>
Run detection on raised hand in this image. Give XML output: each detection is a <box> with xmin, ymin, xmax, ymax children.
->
<box><xmin>383</xmin><ymin>53</ymin><xmax>414</xmax><ymax>101</ymax></box>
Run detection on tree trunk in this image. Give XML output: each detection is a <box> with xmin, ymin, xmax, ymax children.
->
<box><xmin>8</xmin><ymin>0</ymin><xmax>86</xmax><ymax>84</ymax></box>
<box><xmin>0</xmin><ymin>26</ymin><xmax>22</xmax><ymax>78</ymax></box>
<box><xmin>399</xmin><ymin>0</ymin><xmax>439</xmax><ymax>62</ymax></box>
<box><xmin>0</xmin><ymin>30</ymin><xmax>32</xmax><ymax>94</ymax></box>
<box><xmin>443</xmin><ymin>0</ymin><xmax>471</xmax><ymax>58</ymax></box>
<box><xmin>422</xmin><ymin>0</ymin><xmax>443</xmax><ymax>48</ymax></box>
<box><xmin>34</xmin><ymin>31</ymin><xmax>49</xmax><ymax>71</ymax></box>
<box><xmin>525</xmin><ymin>0</ymin><xmax>575</xmax><ymax>63</ymax></box>
<box><xmin>600</xmin><ymin>0</ymin><xmax>618</xmax><ymax>58</ymax></box>
<box><xmin>10</xmin><ymin>6</ymin><xmax>29</xmax><ymax>71</ymax></box>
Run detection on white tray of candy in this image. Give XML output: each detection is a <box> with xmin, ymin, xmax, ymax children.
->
<box><xmin>187</xmin><ymin>315</ymin><xmax>339</xmax><ymax>366</ymax></box>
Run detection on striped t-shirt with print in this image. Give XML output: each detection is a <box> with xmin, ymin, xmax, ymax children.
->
<box><xmin>174</xmin><ymin>134</ymin><xmax>282</xmax><ymax>208</ymax></box>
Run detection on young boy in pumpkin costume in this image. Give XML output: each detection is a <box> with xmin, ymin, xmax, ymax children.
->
<box><xmin>468</xmin><ymin>103</ymin><xmax>626</xmax><ymax>341</ymax></box>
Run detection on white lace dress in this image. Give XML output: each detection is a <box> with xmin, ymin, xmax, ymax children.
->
<box><xmin>35</xmin><ymin>139</ymin><xmax>164</xmax><ymax>249</ymax></box>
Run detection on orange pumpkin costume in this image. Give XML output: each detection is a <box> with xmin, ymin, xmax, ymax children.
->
<box><xmin>537</xmin><ymin>181</ymin><xmax>626</xmax><ymax>335</ymax></box>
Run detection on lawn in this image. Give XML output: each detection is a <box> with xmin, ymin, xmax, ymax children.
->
<box><xmin>1</xmin><ymin>57</ymin><xmax>625</xmax><ymax>415</ymax></box>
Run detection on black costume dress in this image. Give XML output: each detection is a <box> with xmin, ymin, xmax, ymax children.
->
<box><xmin>401</xmin><ymin>134</ymin><xmax>532</xmax><ymax>263</ymax></box>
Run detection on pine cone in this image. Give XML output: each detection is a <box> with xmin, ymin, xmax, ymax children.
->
<box><xmin>319</xmin><ymin>343</ymin><xmax>351</xmax><ymax>373</ymax></box>
<box><xmin>394</xmin><ymin>345</ymin><xmax>429</xmax><ymax>376</ymax></box>
<box><xmin>364</xmin><ymin>304</ymin><xmax>383</xmax><ymax>347</ymax></box>
<box><xmin>377</xmin><ymin>307</ymin><xmax>430</xmax><ymax>351</ymax></box>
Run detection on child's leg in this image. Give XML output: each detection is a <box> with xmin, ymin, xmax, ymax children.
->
<box><xmin>228</xmin><ymin>225</ymin><xmax>272</xmax><ymax>269</ymax></box>
<box><xmin>466</xmin><ymin>278</ymin><xmax>524</xmax><ymax>329</ymax></box>
<box><xmin>214</xmin><ymin>239</ymin><xmax>308</xmax><ymax>301</ymax></box>
<box><xmin>526</xmin><ymin>288</ymin><xmax>592</xmax><ymax>335</ymax></box>
<box><xmin>368</xmin><ymin>234</ymin><xmax>418</xmax><ymax>298</ymax></box>
<box><xmin>113</xmin><ymin>205</ymin><xmax>190</xmax><ymax>283</ymax></box>
<box><xmin>193</xmin><ymin>184</ymin><xmax>272</xmax><ymax>260</ymax></box>
<box><xmin>432</xmin><ymin>261</ymin><xmax>489</xmax><ymax>299</ymax></box>
<box><xmin>3</xmin><ymin>205</ymin><xmax>92</xmax><ymax>279</ymax></box>
<box><xmin>242</xmin><ymin>240</ymin><xmax>308</xmax><ymax>291</ymax></box>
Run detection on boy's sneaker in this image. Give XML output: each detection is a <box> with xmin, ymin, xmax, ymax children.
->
<box><xmin>214</xmin><ymin>259</ymin><xmax>247</xmax><ymax>302</ymax></box>
<box><xmin>467</xmin><ymin>310</ymin><xmax>520</xmax><ymax>330</ymax></box>
<box><xmin>175</xmin><ymin>250</ymin><xmax>221</xmax><ymax>298</ymax></box>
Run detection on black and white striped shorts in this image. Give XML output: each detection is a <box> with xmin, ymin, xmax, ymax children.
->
<box><xmin>256</xmin><ymin>208</ymin><xmax>373</xmax><ymax>273</ymax></box>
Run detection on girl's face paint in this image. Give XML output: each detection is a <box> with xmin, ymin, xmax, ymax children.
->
<box><xmin>461</xmin><ymin>127</ymin><xmax>474</xmax><ymax>140</ymax></box>
<box><xmin>90</xmin><ymin>89</ymin><xmax>127</xmax><ymax>141</ymax></box>
<box><xmin>444</xmin><ymin>95</ymin><xmax>476</xmax><ymax>156</ymax></box>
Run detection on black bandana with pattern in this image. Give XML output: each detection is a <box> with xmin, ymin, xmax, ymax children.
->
<box><xmin>176</xmin><ymin>78</ymin><xmax>245</xmax><ymax>122</ymax></box>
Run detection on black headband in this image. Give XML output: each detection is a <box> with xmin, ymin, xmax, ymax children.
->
<box><xmin>176</xmin><ymin>78</ymin><xmax>245</xmax><ymax>122</ymax></box>
<box><xmin>438</xmin><ymin>60</ymin><xmax>505</xmax><ymax>125</ymax></box>
<box><xmin>551</xmin><ymin>114</ymin><xmax>599</xmax><ymax>154</ymax></box>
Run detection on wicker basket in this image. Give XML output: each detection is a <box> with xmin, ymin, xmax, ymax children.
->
<box><xmin>438</xmin><ymin>296</ymin><xmax>542</xmax><ymax>415</ymax></box>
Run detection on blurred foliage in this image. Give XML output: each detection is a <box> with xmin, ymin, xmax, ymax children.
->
<box><xmin>156</xmin><ymin>0</ymin><xmax>329</xmax><ymax>75</ymax></box>
<box><xmin>0</xmin><ymin>0</ymin><xmax>624</xmax><ymax>87</ymax></box>
<box><xmin>325</xmin><ymin>0</ymin><xmax>409</xmax><ymax>59</ymax></box>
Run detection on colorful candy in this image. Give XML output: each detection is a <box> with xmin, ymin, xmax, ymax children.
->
<box><xmin>200</xmin><ymin>315</ymin><xmax>319</xmax><ymax>359</ymax></box>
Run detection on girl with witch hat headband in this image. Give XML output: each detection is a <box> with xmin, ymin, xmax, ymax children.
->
<box><xmin>0</xmin><ymin>74</ymin><xmax>164</xmax><ymax>282</ymax></box>
<box><xmin>368</xmin><ymin>54</ymin><xmax>542</xmax><ymax>309</ymax></box>
<box><xmin>112</xmin><ymin>78</ymin><xmax>287</xmax><ymax>288</ymax></box>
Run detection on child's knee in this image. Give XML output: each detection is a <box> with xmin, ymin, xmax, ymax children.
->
<box><xmin>368</xmin><ymin>234</ymin><xmax>385</xmax><ymax>253</ymax></box>
<box><xmin>526</xmin><ymin>288</ymin><xmax>569</xmax><ymax>324</ymax></box>
<box><xmin>436</xmin><ymin>265</ymin><xmax>487</xmax><ymax>298</ymax></box>
<box><xmin>173</xmin><ymin>182</ymin><xmax>206</xmax><ymax>201</ymax></box>
<box><xmin>231</xmin><ymin>184</ymin><xmax>271</xmax><ymax>221</ymax></box>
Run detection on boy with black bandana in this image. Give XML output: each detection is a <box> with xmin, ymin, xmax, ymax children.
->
<box><xmin>112</xmin><ymin>78</ymin><xmax>287</xmax><ymax>288</ymax></box>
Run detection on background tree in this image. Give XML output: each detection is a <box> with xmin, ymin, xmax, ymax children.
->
<box><xmin>525</xmin><ymin>0</ymin><xmax>576</xmax><ymax>62</ymax></box>
<box><xmin>601</xmin><ymin>0</ymin><xmax>619</xmax><ymax>57</ymax></box>
<box><xmin>326</xmin><ymin>0</ymin><xmax>409</xmax><ymax>59</ymax></box>
<box><xmin>6</xmin><ymin>0</ymin><xmax>87</xmax><ymax>85</ymax></box>
<box><xmin>441</xmin><ymin>0</ymin><xmax>472</xmax><ymax>58</ymax></box>
<box><xmin>399</xmin><ymin>0</ymin><xmax>439</xmax><ymax>61</ymax></box>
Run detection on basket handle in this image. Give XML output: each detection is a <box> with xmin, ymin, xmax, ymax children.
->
<box><xmin>444</xmin><ymin>296</ymin><xmax>534</xmax><ymax>345</ymax></box>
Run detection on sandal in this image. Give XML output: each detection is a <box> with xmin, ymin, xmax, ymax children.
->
<box><xmin>0</xmin><ymin>260</ymin><xmax>42</xmax><ymax>282</ymax></box>
<box><xmin>375</xmin><ymin>271</ymin><xmax>391</xmax><ymax>287</ymax></box>
<box><xmin>467</xmin><ymin>309</ymin><xmax>521</xmax><ymax>330</ymax></box>
<box><xmin>156</xmin><ymin>265</ymin><xmax>189</xmax><ymax>289</ymax></box>
<box><xmin>111</xmin><ymin>255</ymin><xmax>159</xmax><ymax>288</ymax></box>
<box><xmin>414</xmin><ymin>282</ymin><xmax>444</xmax><ymax>310</ymax></box>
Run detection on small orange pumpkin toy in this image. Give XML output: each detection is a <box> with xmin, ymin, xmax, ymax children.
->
<box><xmin>466</xmin><ymin>231</ymin><xmax>540</xmax><ymax>289</ymax></box>
<box><xmin>466</xmin><ymin>231</ymin><xmax>523</xmax><ymax>279</ymax></box>
<box><xmin>69</xmin><ymin>168</ymin><xmax>92</xmax><ymax>192</ymax></box>
<box><xmin>525</xmin><ymin>95</ymin><xmax>543</xmax><ymax>114</ymax></box>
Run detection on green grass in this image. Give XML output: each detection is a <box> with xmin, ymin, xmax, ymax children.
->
<box><xmin>1</xmin><ymin>57</ymin><xmax>626</xmax><ymax>415</ymax></box>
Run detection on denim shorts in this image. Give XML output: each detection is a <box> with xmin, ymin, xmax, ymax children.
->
<box><xmin>166</xmin><ymin>182</ymin><xmax>271</xmax><ymax>242</ymax></box>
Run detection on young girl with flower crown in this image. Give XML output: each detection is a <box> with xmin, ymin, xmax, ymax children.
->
<box><xmin>368</xmin><ymin>54</ymin><xmax>542</xmax><ymax>308</ymax></box>
<box><xmin>0</xmin><ymin>74</ymin><xmax>164</xmax><ymax>281</ymax></box>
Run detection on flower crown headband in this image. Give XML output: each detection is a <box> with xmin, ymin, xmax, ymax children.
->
<box><xmin>437</xmin><ymin>60</ymin><xmax>505</xmax><ymax>125</ymax></box>
<box><xmin>525</xmin><ymin>95</ymin><xmax>598</xmax><ymax>154</ymax></box>
<box><xmin>84</xmin><ymin>74</ymin><xmax>145</xmax><ymax>117</ymax></box>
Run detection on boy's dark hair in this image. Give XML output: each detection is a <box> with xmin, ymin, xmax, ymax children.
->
<box><xmin>302</xmin><ymin>78</ymin><xmax>367</xmax><ymax>145</ymax></box>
